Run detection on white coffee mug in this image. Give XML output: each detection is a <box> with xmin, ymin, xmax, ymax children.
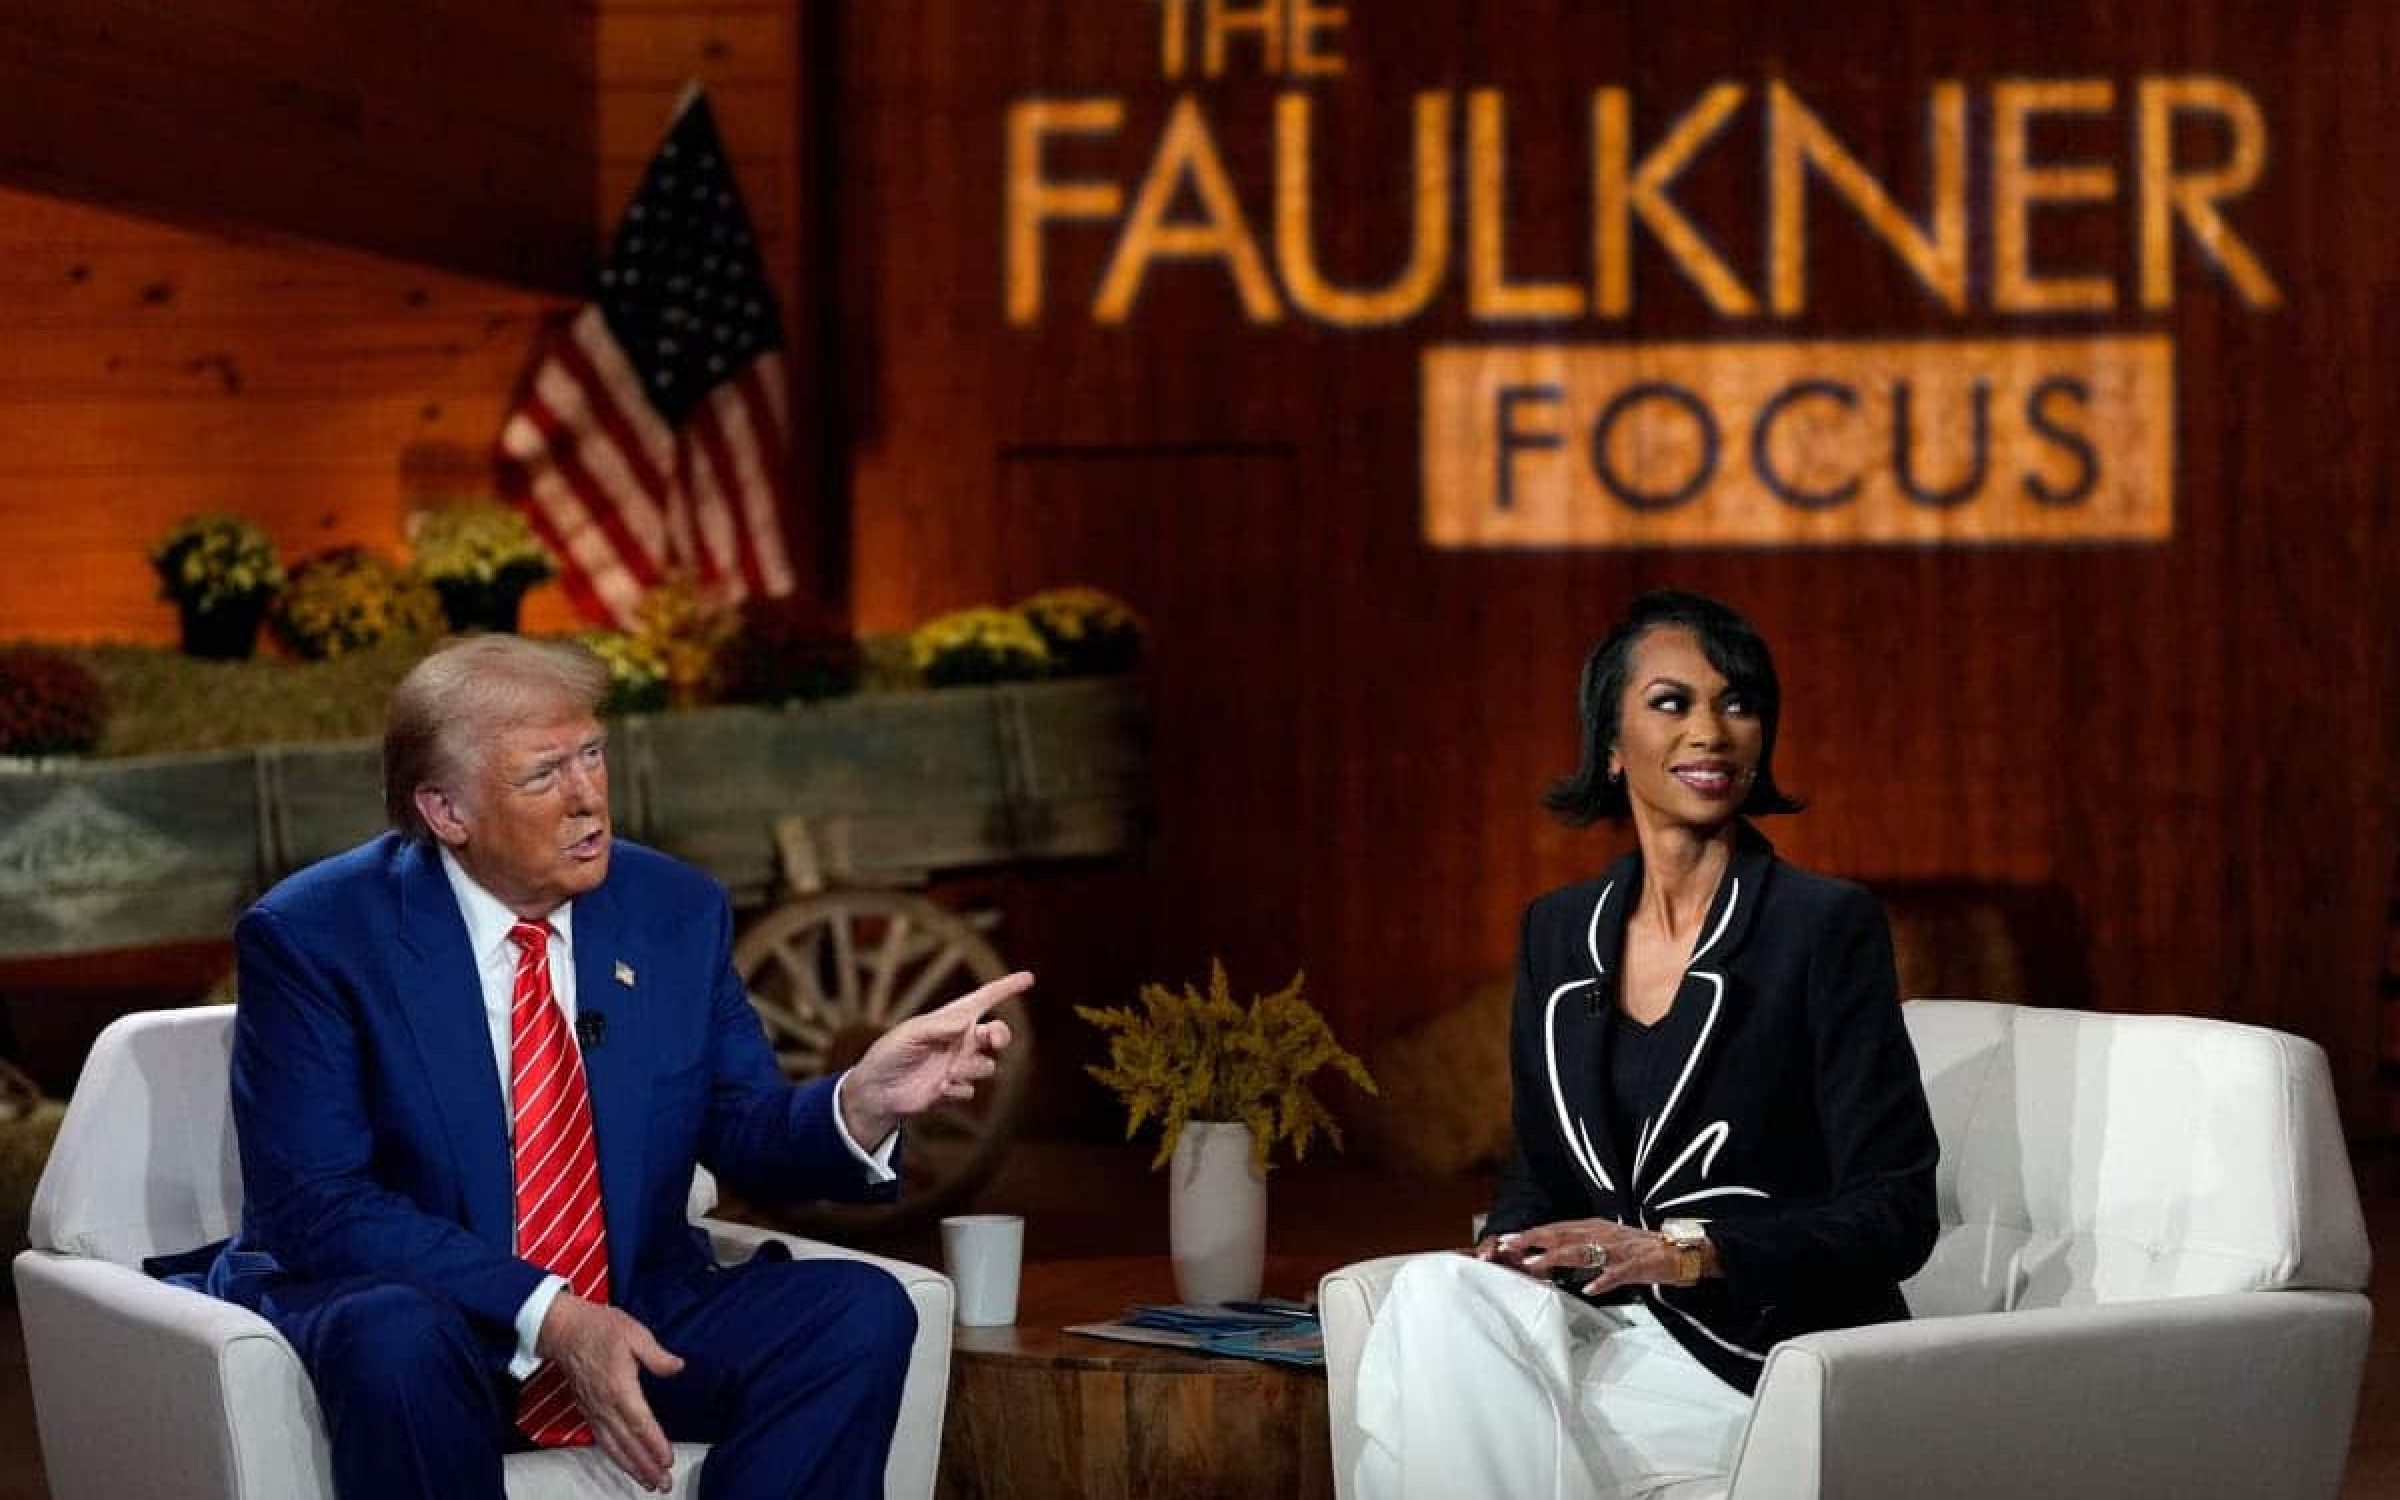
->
<box><xmin>940</xmin><ymin>1213</ymin><xmax>1024</xmax><ymax>1327</ymax></box>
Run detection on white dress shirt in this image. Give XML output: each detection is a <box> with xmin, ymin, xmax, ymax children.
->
<box><xmin>437</xmin><ymin>849</ymin><xmax>897</xmax><ymax>1376</ymax></box>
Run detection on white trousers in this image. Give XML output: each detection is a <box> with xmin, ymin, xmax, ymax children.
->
<box><xmin>1353</xmin><ymin>1254</ymin><xmax>1753</xmax><ymax>1500</ymax></box>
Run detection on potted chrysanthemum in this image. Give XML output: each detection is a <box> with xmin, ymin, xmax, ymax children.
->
<box><xmin>1017</xmin><ymin>586</ymin><xmax>1145</xmax><ymax>676</ymax></box>
<box><xmin>270</xmin><ymin>547</ymin><xmax>446</xmax><ymax>661</ymax></box>
<box><xmin>406</xmin><ymin>498</ymin><xmax>557</xmax><ymax>634</ymax></box>
<box><xmin>149</xmin><ymin>514</ymin><xmax>285</xmax><ymax>659</ymax></box>
<box><xmin>907</xmin><ymin>606</ymin><xmax>1053</xmax><ymax>686</ymax></box>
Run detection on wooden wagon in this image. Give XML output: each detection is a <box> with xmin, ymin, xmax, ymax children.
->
<box><xmin>0</xmin><ymin>675</ymin><xmax>1150</xmax><ymax>1231</ymax></box>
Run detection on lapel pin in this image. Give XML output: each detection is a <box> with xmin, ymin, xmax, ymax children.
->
<box><xmin>614</xmin><ymin>960</ymin><xmax>636</xmax><ymax>988</ymax></box>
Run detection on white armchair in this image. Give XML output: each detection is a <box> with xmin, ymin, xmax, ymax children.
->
<box><xmin>12</xmin><ymin>1005</ymin><xmax>955</xmax><ymax>1500</ymax></box>
<box><xmin>1320</xmin><ymin>999</ymin><xmax>2374</xmax><ymax>1500</ymax></box>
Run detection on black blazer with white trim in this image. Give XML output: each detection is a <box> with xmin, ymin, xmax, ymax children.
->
<box><xmin>1486</xmin><ymin>823</ymin><xmax>1940</xmax><ymax>1393</ymax></box>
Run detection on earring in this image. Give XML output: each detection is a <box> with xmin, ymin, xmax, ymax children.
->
<box><xmin>1608</xmin><ymin>767</ymin><xmax>1624</xmax><ymax>786</ymax></box>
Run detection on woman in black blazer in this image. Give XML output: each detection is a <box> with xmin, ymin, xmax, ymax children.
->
<box><xmin>1352</xmin><ymin>591</ymin><xmax>1940</xmax><ymax>1500</ymax></box>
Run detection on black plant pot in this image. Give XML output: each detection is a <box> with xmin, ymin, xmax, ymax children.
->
<box><xmin>177</xmin><ymin>598</ymin><xmax>267</xmax><ymax>660</ymax></box>
<box><xmin>433</xmin><ymin>579</ymin><xmax>528</xmax><ymax>635</ymax></box>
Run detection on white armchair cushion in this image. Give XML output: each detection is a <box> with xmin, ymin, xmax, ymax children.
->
<box><xmin>1904</xmin><ymin>1001</ymin><xmax>2370</xmax><ymax>1316</ymax></box>
<box><xmin>502</xmin><ymin>1447</ymin><xmax>710</xmax><ymax>1500</ymax></box>
<box><xmin>1727</xmin><ymin>1290</ymin><xmax>2369</xmax><ymax>1500</ymax></box>
<box><xmin>29</xmin><ymin>1005</ymin><xmax>242</xmax><ymax>1267</ymax></box>
<box><xmin>15</xmin><ymin>1251</ymin><xmax>330</xmax><ymax>1500</ymax></box>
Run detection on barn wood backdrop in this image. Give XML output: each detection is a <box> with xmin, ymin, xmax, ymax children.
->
<box><xmin>0</xmin><ymin>0</ymin><xmax>2395</xmax><ymax>1144</ymax></box>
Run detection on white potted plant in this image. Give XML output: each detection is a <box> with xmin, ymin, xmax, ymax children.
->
<box><xmin>1079</xmin><ymin>960</ymin><xmax>1376</xmax><ymax>1304</ymax></box>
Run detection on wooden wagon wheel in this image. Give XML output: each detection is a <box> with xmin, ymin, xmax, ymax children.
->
<box><xmin>731</xmin><ymin>889</ymin><xmax>1032</xmax><ymax>1236</ymax></box>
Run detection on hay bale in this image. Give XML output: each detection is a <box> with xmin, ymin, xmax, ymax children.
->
<box><xmin>1350</xmin><ymin>975</ymin><xmax>1516</xmax><ymax>1177</ymax></box>
<box><xmin>1876</xmin><ymin>881</ymin><xmax>2077</xmax><ymax>1004</ymax></box>
<box><xmin>0</xmin><ymin>1060</ymin><xmax>63</xmax><ymax>1260</ymax></box>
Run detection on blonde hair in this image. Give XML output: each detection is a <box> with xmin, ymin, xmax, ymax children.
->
<box><xmin>384</xmin><ymin>636</ymin><xmax>609</xmax><ymax>839</ymax></box>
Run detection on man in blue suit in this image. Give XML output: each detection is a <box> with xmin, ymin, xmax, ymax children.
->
<box><xmin>216</xmin><ymin>634</ymin><xmax>1027</xmax><ymax>1500</ymax></box>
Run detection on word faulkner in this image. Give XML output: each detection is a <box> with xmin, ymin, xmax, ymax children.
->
<box><xmin>1001</xmin><ymin>1</ymin><xmax>2275</xmax><ymax>544</ymax></box>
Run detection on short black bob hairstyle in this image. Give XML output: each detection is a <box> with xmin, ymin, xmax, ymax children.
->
<box><xmin>1544</xmin><ymin>589</ymin><xmax>1805</xmax><ymax>827</ymax></box>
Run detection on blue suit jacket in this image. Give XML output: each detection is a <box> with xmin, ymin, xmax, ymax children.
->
<box><xmin>213</xmin><ymin>832</ymin><xmax>891</xmax><ymax>1352</ymax></box>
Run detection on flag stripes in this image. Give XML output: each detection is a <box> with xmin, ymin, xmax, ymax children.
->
<box><xmin>494</xmin><ymin>90</ymin><xmax>798</xmax><ymax>630</ymax></box>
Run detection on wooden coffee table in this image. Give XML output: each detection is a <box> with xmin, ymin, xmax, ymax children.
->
<box><xmin>934</xmin><ymin>1254</ymin><xmax>1336</xmax><ymax>1500</ymax></box>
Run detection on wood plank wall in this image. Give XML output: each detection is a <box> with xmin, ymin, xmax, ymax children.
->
<box><xmin>827</xmin><ymin>0</ymin><xmax>2400</xmax><ymax>1132</ymax></box>
<box><xmin>0</xmin><ymin>1</ymin><xmax>808</xmax><ymax>1070</ymax></box>
<box><xmin>0</xmin><ymin>192</ymin><xmax>561</xmax><ymax>640</ymax></box>
<box><xmin>0</xmin><ymin>0</ymin><xmax>803</xmax><ymax>648</ymax></box>
<box><xmin>0</xmin><ymin>0</ymin><xmax>593</xmax><ymax>291</ymax></box>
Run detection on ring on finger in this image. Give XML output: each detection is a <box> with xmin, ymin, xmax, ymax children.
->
<box><xmin>1579</xmin><ymin>1242</ymin><xmax>1608</xmax><ymax>1272</ymax></box>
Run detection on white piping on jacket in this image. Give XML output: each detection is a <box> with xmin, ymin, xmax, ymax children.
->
<box><xmin>1650</xmin><ymin>1184</ymin><xmax>1770</xmax><ymax>1212</ymax></box>
<box><xmin>1631</xmin><ymin>877</ymin><xmax>1739</xmax><ymax>1184</ymax></box>
<box><xmin>1576</xmin><ymin>1119</ymin><xmax>1611</xmax><ymax>1194</ymax></box>
<box><xmin>1543</xmin><ymin>977</ymin><xmax>1613</xmax><ymax>1194</ymax></box>
<box><xmin>1584</xmin><ymin>880</ymin><xmax>1614</xmax><ymax>978</ymax></box>
<box><xmin>1649</xmin><ymin>1288</ymin><xmax>1768</xmax><ymax>1362</ymax></box>
<box><xmin>1644</xmin><ymin>1118</ymin><xmax>1733</xmax><ymax>1203</ymax></box>
<box><xmin>1632</xmin><ymin>970</ymin><xmax>1725</xmax><ymax>1184</ymax></box>
<box><xmin>1686</xmin><ymin>879</ymin><xmax>1742</xmax><ymax>967</ymax></box>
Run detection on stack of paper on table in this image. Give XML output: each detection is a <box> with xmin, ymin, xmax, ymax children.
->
<box><xmin>1067</xmin><ymin>1299</ymin><xmax>1323</xmax><ymax>1367</ymax></box>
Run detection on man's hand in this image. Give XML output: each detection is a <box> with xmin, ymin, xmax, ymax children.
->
<box><xmin>839</xmin><ymin>971</ymin><xmax>1033</xmax><ymax>1147</ymax></box>
<box><xmin>535</xmin><ymin>1292</ymin><xmax>686</xmax><ymax>1492</ymax></box>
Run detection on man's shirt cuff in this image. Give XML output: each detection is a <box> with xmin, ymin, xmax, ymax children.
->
<box><xmin>831</xmin><ymin>1070</ymin><xmax>900</xmax><ymax>1183</ymax></box>
<box><xmin>511</xmin><ymin>1274</ymin><xmax>569</xmax><ymax>1378</ymax></box>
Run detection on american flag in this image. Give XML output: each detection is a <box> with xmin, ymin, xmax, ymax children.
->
<box><xmin>496</xmin><ymin>89</ymin><xmax>797</xmax><ymax>627</ymax></box>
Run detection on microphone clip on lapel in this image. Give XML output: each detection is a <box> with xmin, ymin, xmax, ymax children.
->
<box><xmin>1585</xmin><ymin>971</ymin><xmax>1616</xmax><ymax>1020</ymax></box>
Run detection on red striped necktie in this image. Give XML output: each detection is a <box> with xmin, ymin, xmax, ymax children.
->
<box><xmin>507</xmin><ymin>919</ymin><xmax>611</xmax><ymax>1448</ymax></box>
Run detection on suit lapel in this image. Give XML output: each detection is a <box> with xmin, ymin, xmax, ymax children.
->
<box><xmin>1541</xmin><ymin>858</ymin><xmax>1637</xmax><ymax>1202</ymax></box>
<box><xmin>388</xmin><ymin>839</ymin><xmax>515</xmax><ymax>1249</ymax></box>
<box><xmin>1579</xmin><ymin>860</ymin><xmax>1637</xmax><ymax>1195</ymax></box>
<box><xmin>1628</xmin><ymin>825</ymin><xmax>1776</xmax><ymax>1208</ymax></box>
<box><xmin>569</xmin><ymin>875</ymin><xmax>655</xmax><ymax>1296</ymax></box>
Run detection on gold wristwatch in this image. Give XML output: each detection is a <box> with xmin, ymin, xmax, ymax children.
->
<box><xmin>1659</xmin><ymin>1218</ymin><xmax>1710</xmax><ymax>1285</ymax></box>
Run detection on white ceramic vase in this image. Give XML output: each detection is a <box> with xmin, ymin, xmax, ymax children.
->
<box><xmin>1168</xmin><ymin>1119</ymin><xmax>1266</xmax><ymax>1305</ymax></box>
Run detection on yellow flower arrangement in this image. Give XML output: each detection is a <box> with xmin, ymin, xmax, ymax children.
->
<box><xmin>405</xmin><ymin>499</ymin><xmax>557</xmax><ymax>588</ymax></box>
<box><xmin>1077</xmin><ymin>960</ymin><xmax>1377</xmax><ymax>1174</ymax></box>
<box><xmin>1017</xmin><ymin>586</ymin><xmax>1145</xmax><ymax>676</ymax></box>
<box><xmin>269</xmin><ymin>547</ymin><xmax>445</xmax><ymax>660</ymax></box>
<box><xmin>631</xmin><ymin>574</ymin><xmax>737</xmax><ymax>706</ymax></box>
<box><xmin>574</xmin><ymin>631</ymin><xmax>670</xmax><ymax>716</ymax></box>
<box><xmin>908</xmin><ymin>606</ymin><xmax>1053</xmax><ymax>687</ymax></box>
<box><xmin>149</xmin><ymin>514</ymin><xmax>284</xmax><ymax>614</ymax></box>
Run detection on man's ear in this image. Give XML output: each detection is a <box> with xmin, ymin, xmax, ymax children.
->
<box><xmin>414</xmin><ymin>784</ymin><xmax>470</xmax><ymax>847</ymax></box>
